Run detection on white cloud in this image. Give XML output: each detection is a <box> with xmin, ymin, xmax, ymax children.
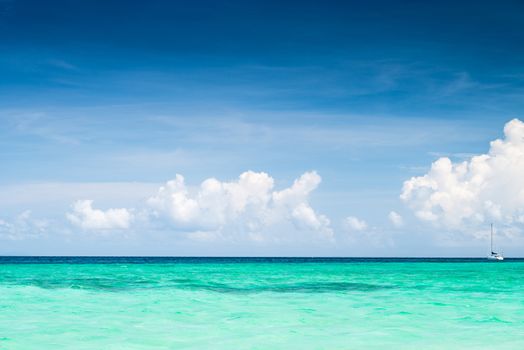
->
<box><xmin>401</xmin><ymin>118</ymin><xmax>524</xmax><ymax>230</ymax></box>
<box><xmin>67</xmin><ymin>200</ymin><xmax>133</xmax><ymax>230</ymax></box>
<box><xmin>292</xmin><ymin>203</ymin><xmax>331</xmax><ymax>234</ymax></box>
<box><xmin>344</xmin><ymin>216</ymin><xmax>368</xmax><ymax>231</ymax></box>
<box><xmin>147</xmin><ymin>171</ymin><xmax>333</xmax><ymax>239</ymax></box>
<box><xmin>0</xmin><ymin>210</ymin><xmax>49</xmax><ymax>240</ymax></box>
<box><xmin>388</xmin><ymin>211</ymin><xmax>403</xmax><ymax>227</ymax></box>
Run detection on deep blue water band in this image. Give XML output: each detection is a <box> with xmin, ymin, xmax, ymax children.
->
<box><xmin>1</xmin><ymin>256</ymin><xmax>523</xmax><ymax>264</ymax></box>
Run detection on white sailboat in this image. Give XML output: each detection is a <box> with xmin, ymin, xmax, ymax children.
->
<box><xmin>487</xmin><ymin>223</ymin><xmax>504</xmax><ymax>261</ymax></box>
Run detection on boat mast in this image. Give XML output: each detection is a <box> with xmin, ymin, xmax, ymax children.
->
<box><xmin>491</xmin><ymin>223</ymin><xmax>493</xmax><ymax>253</ymax></box>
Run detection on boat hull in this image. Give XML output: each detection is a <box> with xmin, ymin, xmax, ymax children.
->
<box><xmin>487</xmin><ymin>255</ymin><xmax>504</xmax><ymax>261</ymax></box>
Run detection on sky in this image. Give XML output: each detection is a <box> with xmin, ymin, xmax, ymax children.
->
<box><xmin>1</xmin><ymin>0</ymin><xmax>524</xmax><ymax>256</ymax></box>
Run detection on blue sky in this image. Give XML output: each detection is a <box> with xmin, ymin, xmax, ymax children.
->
<box><xmin>1</xmin><ymin>0</ymin><xmax>524</xmax><ymax>256</ymax></box>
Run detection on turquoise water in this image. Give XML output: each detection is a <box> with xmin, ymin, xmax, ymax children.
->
<box><xmin>1</xmin><ymin>258</ymin><xmax>523</xmax><ymax>349</ymax></box>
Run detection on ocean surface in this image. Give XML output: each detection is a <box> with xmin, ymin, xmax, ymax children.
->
<box><xmin>1</xmin><ymin>257</ymin><xmax>523</xmax><ymax>349</ymax></box>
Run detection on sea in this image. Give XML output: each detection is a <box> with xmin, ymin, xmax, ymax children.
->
<box><xmin>0</xmin><ymin>257</ymin><xmax>523</xmax><ymax>349</ymax></box>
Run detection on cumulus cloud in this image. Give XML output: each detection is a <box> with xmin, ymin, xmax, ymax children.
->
<box><xmin>388</xmin><ymin>211</ymin><xmax>403</xmax><ymax>227</ymax></box>
<box><xmin>401</xmin><ymin>118</ymin><xmax>524</xmax><ymax>230</ymax></box>
<box><xmin>0</xmin><ymin>211</ymin><xmax>49</xmax><ymax>240</ymax></box>
<box><xmin>344</xmin><ymin>216</ymin><xmax>368</xmax><ymax>231</ymax></box>
<box><xmin>147</xmin><ymin>171</ymin><xmax>333</xmax><ymax>239</ymax></box>
<box><xmin>67</xmin><ymin>200</ymin><xmax>133</xmax><ymax>230</ymax></box>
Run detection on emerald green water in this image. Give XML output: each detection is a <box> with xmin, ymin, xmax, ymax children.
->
<box><xmin>1</xmin><ymin>258</ymin><xmax>523</xmax><ymax>349</ymax></box>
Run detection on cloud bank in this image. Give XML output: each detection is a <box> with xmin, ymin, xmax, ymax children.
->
<box><xmin>67</xmin><ymin>200</ymin><xmax>133</xmax><ymax>230</ymax></box>
<box><xmin>147</xmin><ymin>171</ymin><xmax>333</xmax><ymax>239</ymax></box>
<box><xmin>401</xmin><ymin>119</ymin><xmax>524</xmax><ymax>230</ymax></box>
